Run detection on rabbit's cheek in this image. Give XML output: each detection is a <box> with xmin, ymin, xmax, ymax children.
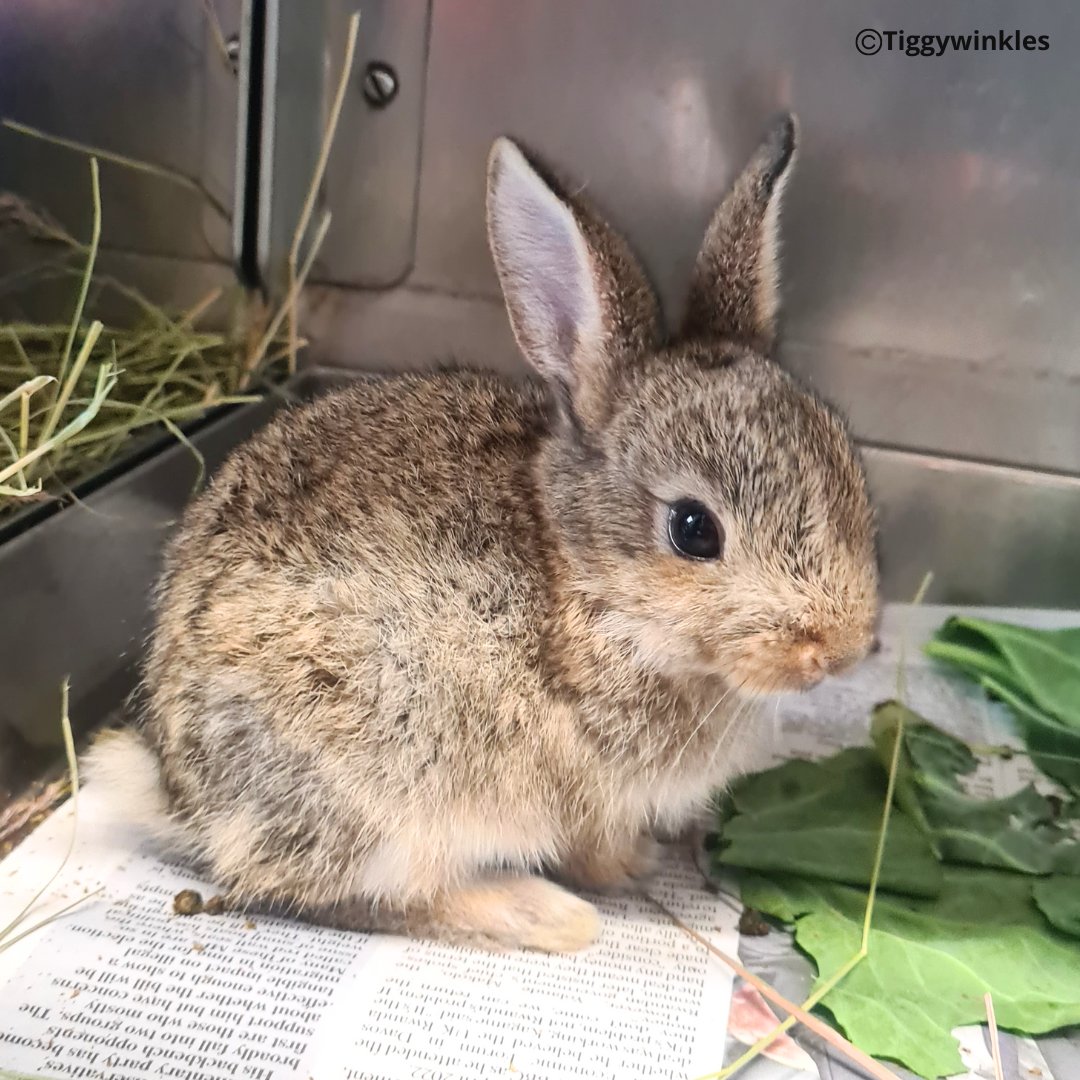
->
<box><xmin>716</xmin><ymin>645</ymin><xmax>788</xmax><ymax>697</ymax></box>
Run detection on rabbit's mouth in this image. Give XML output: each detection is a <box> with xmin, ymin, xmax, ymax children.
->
<box><xmin>588</xmin><ymin>597</ymin><xmax>875</xmax><ymax>694</ymax></box>
<box><xmin>717</xmin><ymin>628</ymin><xmax>877</xmax><ymax>697</ymax></box>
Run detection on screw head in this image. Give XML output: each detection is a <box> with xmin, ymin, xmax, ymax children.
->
<box><xmin>362</xmin><ymin>61</ymin><xmax>399</xmax><ymax>108</ymax></box>
<box><xmin>225</xmin><ymin>33</ymin><xmax>241</xmax><ymax>73</ymax></box>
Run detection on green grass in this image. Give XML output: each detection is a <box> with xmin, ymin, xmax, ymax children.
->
<box><xmin>0</xmin><ymin>164</ymin><xmax>283</xmax><ymax>521</ymax></box>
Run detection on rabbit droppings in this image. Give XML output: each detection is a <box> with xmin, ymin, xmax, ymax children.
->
<box><xmin>86</xmin><ymin>115</ymin><xmax>879</xmax><ymax>953</ymax></box>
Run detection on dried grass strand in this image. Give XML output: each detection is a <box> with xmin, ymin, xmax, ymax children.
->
<box><xmin>0</xmin><ymin>681</ymin><xmax>80</xmax><ymax>945</ymax></box>
<box><xmin>252</xmin><ymin>211</ymin><xmax>331</xmax><ymax>367</ymax></box>
<box><xmin>51</xmin><ymin>158</ymin><xmax>101</xmax><ymax>414</ymax></box>
<box><xmin>0</xmin><ymin>333</ymin><xmax>114</xmax><ymax>486</ymax></box>
<box><xmin>2</xmin><ymin>118</ymin><xmax>230</xmax><ymax>223</ymax></box>
<box><xmin>39</xmin><ymin>320</ymin><xmax>104</xmax><ymax>451</ymax></box>
<box><xmin>200</xmin><ymin>0</ymin><xmax>234</xmax><ymax>72</ymax></box>
<box><xmin>984</xmin><ymin>994</ymin><xmax>1005</xmax><ymax>1080</ymax></box>
<box><xmin>645</xmin><ymin>894</ymin><xmax>902</xmax><ymax>1080</ymax></box>
<box><xmin>285</xmin><ymin>10</ymin><xmax>360</xmax><ymax>374</ymax></box>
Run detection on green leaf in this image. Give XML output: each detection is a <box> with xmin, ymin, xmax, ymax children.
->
<box><xmin>716</xmin><ymin>748</ymin><xmax>943</xmax><ymax>897</ymax></box>
<box><xmin>928</xmin><ymin>616</ymin><xmax>1080</xmax><ymax>730</ymax></box>
<box><xmin>983</xmin><ymin>674</ymin><xmax>1080</xmax><ymax>793</ymax></box>
<box><xmin>741</xmin><ymin>868</ymin><xmax>1080</xmax><ymax>1080</ymax></box>
<box><xmin>924</xmin><ymin>635</ymin><xmax>1025</xmax><ymax>701</ymax></box>
<box><xmin>871</xmin><ymin>701</ymin><xmax>1080</xmax><ymax>874</ymax></box>
<box><xmin>868</xmin><ymin>701</ymin><xmax>938</xmax><ymax>848</ymax></box>
<box><xmin>1033</xmin><ymin>875</ymin><xmax>1080</xmax><ymax>938</ymax></box>
<box><xmin>924</xmin><ymin>785</ymin><xmax>1072</xmax><ymax>874</ymax></box>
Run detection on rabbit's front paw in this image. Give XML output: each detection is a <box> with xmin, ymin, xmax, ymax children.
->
<box><xmin>557</xmin><ymin>833</ymin><xmax>661</xmax><ymax>894</ymax></box>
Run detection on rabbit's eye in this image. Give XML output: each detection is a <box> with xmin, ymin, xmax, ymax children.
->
<box><xmin>667</xmin><ymin>500</ymin><xmax>724</xmax><ymax>560</ymax></box>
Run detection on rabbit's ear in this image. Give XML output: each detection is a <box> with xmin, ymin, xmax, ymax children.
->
<box><xmin>487</xmin><ymin>138</ymin><xmax>659</xmax><ymax>428</ymax></box>
<box><xmin>680</xmin><ymin>114</ymin><xmax>798</xmax><ymax>353</ymax></box>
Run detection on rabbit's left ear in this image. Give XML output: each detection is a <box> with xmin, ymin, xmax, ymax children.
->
<box><xmin>680</xmin><ymin>114</ymin><xmax>798</xmax><ymax>354</ymax></box>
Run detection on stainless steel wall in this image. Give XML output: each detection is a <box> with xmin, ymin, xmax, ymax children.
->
<box><xmin>1</xmin><ymin>1</ymin><xmax>1078</xmax><ymax>606</ymax></box>
<box><xmin>301</xmin><ymin>0</ymin><xmax>1080</xmax><ymax>607</ymax></box>
<box><xmin>306</xmin><ymin>0</ymin><xmax>1080</xmax><ymax>473</ymax></box>
<box><xmin>0</xmin><ymin>0</ymin><xmax>240</xmax><ymax>315</ymax></box>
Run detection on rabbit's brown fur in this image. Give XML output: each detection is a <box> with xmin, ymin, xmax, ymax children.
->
<box><xmin>86</xmin><ymin>115</ymin><xmax>879</xmax><ymax>952</ymax></box>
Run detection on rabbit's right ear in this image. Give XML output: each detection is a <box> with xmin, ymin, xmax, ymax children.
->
<box><xmin>487</xmin><ymin>138</ymin><xmax>659</xmax><ymax>429</ymax></box>
<box><xmin>680</xmin><ymin>114</ymin><xmax>798</xmax><ymax>354</ymax></box>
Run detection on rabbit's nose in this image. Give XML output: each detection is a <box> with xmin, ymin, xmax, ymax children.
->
<box><xmin>796</xmin><ymin>640</ymin><xmax>862</xmax><ymax>686</ymax></box>
<box><xmin>795</xmin><ymin>643</ymin><xmax>830</xmax><ymax>686</ymax></box>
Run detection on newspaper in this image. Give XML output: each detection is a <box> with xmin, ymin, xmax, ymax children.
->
<box><xmin>0</xmin><ymin>603</ymin><xmax>1076</xmax><ymax>1080</ymax></box>
<box><xmin>0</xmin><ymin>817</ymin><xmax>738</xmax><ymax>1079</ymax></box>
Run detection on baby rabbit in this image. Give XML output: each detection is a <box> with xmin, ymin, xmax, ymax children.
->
<box><xmin>87</xmin><ymin>113</ymin><xmax>879</xmax><ymax>952</ymax></box>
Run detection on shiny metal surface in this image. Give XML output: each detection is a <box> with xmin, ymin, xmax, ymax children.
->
<box><xmin>864</xmin><ymin>445</ymin><xmax>1080</xmax><ymax>607</ymax></box>
<box><xmin>0</xmin><ymin>0</ymin><xmax>240</xmax><ymax>263</ymax></box>
<box><xmin>403</xmin><ymin>0</ymin><xmax>1080</xmax><ymax>476</ymax></box>
<box><xmin>247</xmin><ymin>0</ymin><xmax>329</xmax><ymax>293</ymax></box>
<box><xmin>250</xmin><ymin>0</ymin><xmax>427</xmax><ymax>291</ymax></box>
<box><xmin>313</xmin><ymin>0</ymin><xmax>429</xmax><ymax>288</ymax></box>
<box><xmin>291</xmin><ymin>0</ymin><xmax>1080</xmax><ymax>607</ymax></box>
<box><xmin>305</xmin><ymin>0</ymin><xmax>1080</xmax><ymax>471</ymax></box>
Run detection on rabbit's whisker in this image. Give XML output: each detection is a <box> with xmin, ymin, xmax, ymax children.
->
<box><xmin>669</xmin><ymin>682</ymin><xmax>737</xmax><ymax>772</ymax></box>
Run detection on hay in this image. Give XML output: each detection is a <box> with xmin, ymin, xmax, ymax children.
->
<box><xmin>0</xmin><ymin>10</ymin><xmax>363</xmax><ymax>526</ymax></box>
<box><xmin>0</xmin><ymin>175</ymin><xmax>286</xmax><ymax>523</ymax></box>
<box><xmin>0</xmin><ymin>681</ymin><xmax>102</xmax><ymax>956</ymax></box>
